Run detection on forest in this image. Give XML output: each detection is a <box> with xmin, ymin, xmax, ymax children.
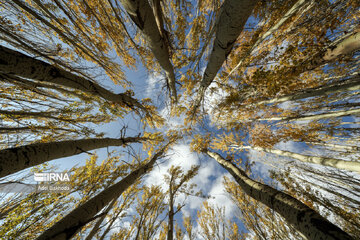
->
<box><xmin>0</xmin><ymin>0</ymin><xmax>359</xmax><ymax>239</ymax></box>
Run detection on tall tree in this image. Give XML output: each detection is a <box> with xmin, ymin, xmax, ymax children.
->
<box><xmin>163</xmin><ymin>165</ymin><xmax>200</xmax><ymax>240</ymax></box>
<box><xmin>206</xmin><ymin>150</ymin><xmax>352</xmax><ymax>240</ymax></box>
<box><xmin>0</xmin><ymin>136</ymin><xmax>145</xmax><ymax>178</ymax></box>
<box><xmin>230</xmin><ymin>145</ymin><xmax>360</xmax><ymax>173</ymax></box>
<box><xmin>0</xmin><ymin>46</ymin><xmax>147</xmax><ymax>113</ymax></box>
<box><xmin>36</xmin><ymin>142</ymin><xmax>171</xmax><ymax>240</ymax></box>
<box><xmin>119</xmin><ymin>0</ymin><xmax>177</xmax><ymax>103</ymax></box>
<box><xmin>192</xmin><ymin>0</ymin><xmax>259</xmax><ymax>112</ymax></box>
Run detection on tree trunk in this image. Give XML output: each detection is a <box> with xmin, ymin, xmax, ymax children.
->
<box><xmin>0</xmin><ymin>136</ymin><xmax>144</xmax><ymax>178</ymax></box>
<box><xmin>207</xmin><ymin>150</ymin><xmax>353</xmax><ymax>240</ymax></box>
<box><xmin>0</xmin><ymin>45</ymin><xmax>146</xmax><ymax>113</ymax></box>
<box><xmin>231</xmin><ymin>145</ymin><xmax>360</xmax><ymax>173</ymax></box>
<box><xmin>36</xmin><ymin>145</ymin><xmax>168</xmax><ymax>240</ymax></box>
<box><xmin>301</xmin><ymin>31</ymin><xmax>360</xmax><ymax>73</ymax></box>
<box><xmin>256</xmin><ymin>75</ymin><xmax>360</xmax><ymax>105</ymax></box>
<box><xmin>84</xmin><ymin>198</ymin><xmax>117</xmax><ymax>240</ymax></box>
<box><xmin>167</xmin><ymin>179</ymin><xmax>174</xmax><ymax>240</ymax></box>
<box><xmin>98</xmin><ymin>208</ymin><xmax>123</xmax><ymax>240</ymax></box>
<box><xmin>119</xmin><ymin>0</ymin><xmax>177</xmax><ymax>103</ymax></box>
<box><xmin>257</xmin><ymin>108</ymin><xmax>360</xmax><ymax>122</ymax></box>
<box><xmin>193</xmin><ymin>0</ymin><xmax>258</xmax><ymax>110</ymax></box>
<box><xmin>323</xmin><ymin>32</ymin><xmax>360</xmax><ymax>61</ymax></box>
<box><xmin>306</xmin><ymin>141</ymin><xmax>360</xmax><ymax>153</ymax></box>
<box><xmin>0</xmin><ymin>126</ymin><xmax>76</xmax><ymax>134</ymax></box>
<box><xmin>228</xmin><ymin>0</ymin><xmax>308</xmax><ymax>77</ymax></box>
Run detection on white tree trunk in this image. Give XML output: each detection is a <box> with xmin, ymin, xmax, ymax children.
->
<box><xmin>193</xmin><ymin>0</ymin><xmax>258</xmax><ymax>110</ymax></box>
<box><xmin>324</xmin><ymin>32</ymin><xmax>360</xmax><ymax>61</ymax></box>
<box><xmin>207</xmin><ymin>150</ymin><xmax>353</xmax><ymax>240</ymax></box>
<box><xmin>231</xmin><ymin>145</ymin><xmax>360</xmax><ymax>173</ymax></box>
<box><xmin>257</xmin><ymin>75</ymin><xmax>360</xmax><ymax>105</ymax></box>
<box><xmin>0</xmin><ymin>137</ymin><xmax>144</xmax><ymax>178</ymax></box>
<box><xmin>257</xmin><ymin>108</ymin><xmax>360</xmax><ymax>122</ymax></box>
<box><xmin>119</xmin><ymin>0</ymin><xmax>177</xmax><ymax>103</ymax></box>
<box><xmin>303</xmin><ymin>30</ymin><xmax>360</xmax><ymax>72</ymax></box>
<box><xmin>306</xmin><ymin>141</ymin><xmax>360</xmax><ymax>153</ymax></box>
<box><xmin>36</xmin><ymin>145</ymin><xmax>167</xmax><ymax>240</ymax></box>
<box><xmin>0</xmin><ymin>45</ymin><xmax>146</xmax><ymax>112</ymax></box>
<box><xmin>228</xmin><ymin>0</ymin><xmax>308</xmax><ymax>77</ymax></box>
<box><xmin>84</xmin><ymin>198</ymin><xmax>117</xmax><ymax>240</ymax></box>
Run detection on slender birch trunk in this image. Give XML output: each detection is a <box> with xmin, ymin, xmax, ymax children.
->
<box><xmin>84</xmin><ymin>198</ymin><xmax>117</xmax><ymax>240</ymax></box>
<box><xmin>323</xmin><ymin>32</ymin><xmax>360</xmax><ymax>61</ymax></box>
<box><xmin>302</xmin><ymin>31</ymin><xmax>360</xmax><ymax>73</ymax></box>
<box><xmin>0</xmin><ymin>109</ymin><xmax>80</xmax><ymax>122</ymax></box>
<box><xmin>167</xmin><ymin>178</ymin><xmax>174</xmax><ymax>240</ymax></box>
<box><xmin>119</xmin><ymin>0</ymin><xmax>177</xmax><ymax>103</ymax></box>
<box><xmin>231</xmin><ymin>145</ymin><xmax>360</xmax><ymax>173</ymax></box>
<box><xmin>98</xmin><ymin>208</ymin><xmax>123</xmax><ymax>240</ymax></box>
<box><xmin>97</xmin><ymin>189</ymin><xmax>137</xmax><ymax>240</ymax></box>
<box><xmin>306</xmin><ymin>141</ymin><xmax>360</xmax><ymax>153</ymax></box>
<box><xmin>257</xmin><ymin>108</ymin><xmax>360</xmax><ymax>122</ymax></box>
<box><xmin>257</xmin><ymin>75</ymin><xmax>360</xmax><ymax>105</ymax></box>
<box><xmin>207</xmin><ymin>150</ymin><xmax>353</xmax><ymax>240</ymax></box>
<box><xmin>0</xmin><ymin>45</ymin><xmax>146</xmax><ymax>113</ymax></box>
<box><xmin>0</xmin><ymin>137</ymin><xmax>145</xmax><ymax>178</ymax></box>
<box><xmin>228</xmin><ymin>0</ymin><xmax>308</xmax><ymax>77</ymax></box>
<box><xmin>36</xmin><ymin>145</ymin><xmax>168</xmax><ymax>240</ymax></box>
<box><xmin>0</xmin><ymin>126</ymin><xmax>76</xmax><ymax>134</ymax></box>
<box><xmin>193</xmin><ymin>0</ymin><xmax>258</xmax><ymax>110</ymax></box>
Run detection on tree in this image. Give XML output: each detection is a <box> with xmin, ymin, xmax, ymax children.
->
<box><xmin>197</xmin><ymin>201</ymin><xmax>244</xmax><ymax>240</ymax></box>
<box><xmin>206</xmin><ymin>150</ymin><xmax>352</xmax><ymax>239</ymax></box>
<box><xmin>230</xmin><ymin>145</ymin><xmax>360</xmax><ymax>173</ymax></box>
<box><xmin>192</xmin><ymin>0</ymin><xmax>259</xmax><ymax>112</ymax></box>
<box><xmin>163</xmin><ymin>164</ymin><xmax>200</xmax><ymax>240</ymax></box>
<box><xmin>0</xmin><ymin>136</ymin><xmax>146</xmax><ymax>178</ymax></box>
<box><xmin>270</xmin><ymin>162</ymin><xmax>360</xmax><ymax>239</ymax></box>
<box><xmin>0</xmin><ymin>0</ymin><xmax>359</xmax><ymax>239</ymax></box>
<box><xmin>119</xmin><ymin>0</ymin><xmax>177</xmax><ymax>103</ymax></box>
<box><xmin>36</xmin><ymin>142</ymin><xmax>171</xmax><ymax>240</ymax></box>
<box><xmin>0</xmin><ymin>153</ymin><xmax>135</xmax><ymax>239</ymax></box>
<box><xmin>224</xmin><ymin>176</ymin><xmax>306</xmax><ymax>240</ymax></box>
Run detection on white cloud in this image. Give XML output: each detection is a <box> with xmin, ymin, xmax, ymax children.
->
<box><xmin>274</xmin><ymin>140</ymin><xmax>299</xmax><ymax>153</ymax></box>
<box><xmin>246</xmin><ymin>149</ymin><xmax>274</xmax><ymax>178</ymax></box>
<box><xmin>145</xmin><ymin>143</ymin><xmax>237</xmax><ymax>220</ymax></box>
<box><xmin>144</xmin><ymin>143</ymin><xmax>200</xmax><ymax>190</ymax></box>
<box><xmin>145</xmin><ymin>74</ymin><xmax>164</xmax><ymax>98</ymax></box>
<box><xmin>207</xmin><ymin>172</ymin><xmax>237</xmax><ymax>219</ymax></box>
<box><xmin>159</xmin><ymin>105</ymin><xmax>185</xmax><ymax>130</ymax></box>
<box><xmin>203</xmin><ymin>80</ymin><xmax>228</xmax><ymax>121</ymax></box>
<box><xmin>277</xmin><ymin>101</ymin><xmax>295</xmax><ymax>110</ymax></box>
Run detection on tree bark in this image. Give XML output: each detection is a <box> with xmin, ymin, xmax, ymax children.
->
<box><xmin>301</xmin><ymin>31</ymin><xmax>360</xmax><ymax>73</ymax></box>
<box><xmin>0</xmin><ymin>126</ymin><xmax>76</xmax><ymax>134</ymax></box>
<box><xmin>257</xmin><ymin>108</ymin><xmax>360</xmax><ymax>122</ymax></box>
<box><xmin>0</xmin><ymin>45</ymin><xmax>146</xmax><ymax>113</ymax></box>
<box><xmin>84</xmin><ymin>198</ymin><xmax>117</xmax><ymax>240</ymax></box>
<box><xmin>0</xmin><ymin>137</ymin><xmax>145</xmax><ymax>178</ymax></box>
<box><xmin>36</xmin><ymin>145</ymin><xmax>168</xmax><ymax>240</ymax></box>
<box><xmin>323</xmin><ymin>32</ymin><xmax>360</xmax><ymax>61</ymax></box>
<box><xmin>231</xmin><ymin>145</ymin><xmax>360</xmax><ymax>173</ymax></box>
<box><xmin>207</xmin><ymin>150</ymin><xmax>353</xmax><ymax>240</ymax></box>
<box><xmin>192</xmin><ymin>0</ymin><xmax>258</xmax><ymax>111</ymax></box>
<box><xmin>306</xmin><ymin>141</ymin><xmax>360</xmax><ymax>153</ymax></box>
<box><xmin>167</xmin><ymin>176</ymin><xmax>174</xmax><ymax>240</ymax></box>
<box><xmin>256</xmin><ymin>75</ymin><xmax>360</xmax><ymax>105</ymax></box>
<box><xmin>228</xmin><ymin>0</ymin><xmax>308</xmax><ymax>77</ymax></box>
<box><xmin>119</xmin><ymin>0</ymin><xmax>177</xmax><ymax>103</ymax></box>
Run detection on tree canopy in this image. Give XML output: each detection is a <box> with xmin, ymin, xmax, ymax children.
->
<box><xmin>0</xmin><ymin>0</ymin><xmax>359</xmax><ymax>239</ymax></box>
